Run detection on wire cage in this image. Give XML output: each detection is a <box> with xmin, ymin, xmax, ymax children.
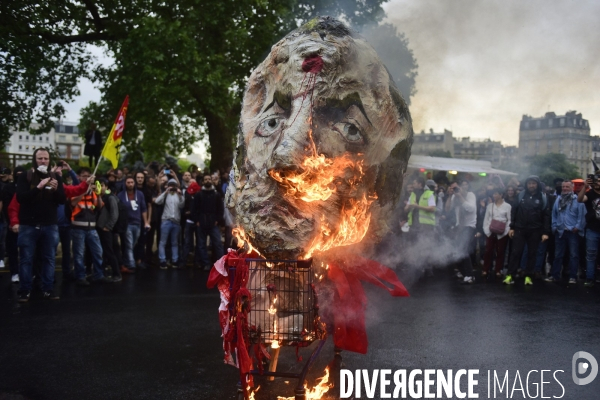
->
<box><xmin>229</xmin><ymin>258</ymin><xmax>318</xmax><ymax>347</ymax></box>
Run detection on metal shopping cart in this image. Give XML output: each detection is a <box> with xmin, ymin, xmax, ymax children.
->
<box><xmin>228</xmin><ymin>258</ymin><xmax>328</xmax><ymax>400</ymax></box>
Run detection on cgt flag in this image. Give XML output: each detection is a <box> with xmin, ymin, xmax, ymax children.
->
<box><xmin>101</xmin><ymin>96</ymin><xmax>129</xmax><ymax>169</ymax></box>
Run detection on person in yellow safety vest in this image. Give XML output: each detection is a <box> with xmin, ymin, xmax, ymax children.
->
<box><xmin>404</xmin><ymin>177</ymin><xmax>437</xmax><ymax>236</ymax></box>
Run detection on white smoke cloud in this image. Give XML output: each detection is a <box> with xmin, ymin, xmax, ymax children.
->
<box><xmin>385</xmin><ymin>0</ymin><xmax>600</xmax><ymax>144</ymax></box>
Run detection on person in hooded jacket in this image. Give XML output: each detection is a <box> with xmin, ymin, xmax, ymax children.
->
<box><xmin>504</xmin><ymin>175</ymin><xmax>551</xmax><ymax>285</ymax></box>
<box><xmin>192</xmin><ymin>173</ymin><xmax>224</xmax><ymax>269</ymax></box>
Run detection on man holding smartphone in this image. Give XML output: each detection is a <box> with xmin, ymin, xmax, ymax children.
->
<box><xmin>154</xmin><ymin>178</ymin><xmax>184</xmax><ymax>269</ymax></box>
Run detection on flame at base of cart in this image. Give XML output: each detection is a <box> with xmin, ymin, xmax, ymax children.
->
<box><xmin>277</xmin><ymin>367</ymin><xmax>333</xmax><ymax>400</ymax></box>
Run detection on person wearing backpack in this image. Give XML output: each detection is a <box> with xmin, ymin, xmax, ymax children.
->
<box><xmin>96</xmin><ymin>178</ymin><xmax>123</xmax><ymax>282</ymax></box>
<box><xmin>504</xmin><ymin>175</ymin><xmax>551</xmax><ymax>285</ymax></box>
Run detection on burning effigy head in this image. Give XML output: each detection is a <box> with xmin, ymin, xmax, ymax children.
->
<box><xmin>226</xmin><ymin>16</ymin><xmax>413</xmax><ymax>260</ymax></box>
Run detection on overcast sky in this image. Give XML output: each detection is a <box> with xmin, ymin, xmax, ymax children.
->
<box><xmin>65</xmin><ymin>1</ymin><xmax>600</xmax><ymax>147</ymax></box>
<box><xmin>384</xmin><ymin>0</ymin><xmax>600</xmax><ymax>145</ymax></box>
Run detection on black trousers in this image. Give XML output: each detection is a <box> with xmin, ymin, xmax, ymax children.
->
<box><xmin>6</xmin><ymin>229</ymin><xmax>19</xmax><ymax>275</ymax></box>
<box><xmin>98</xmin><ymin>229</ymin><xmax>120</xmax><ymax>278</ymax></box>
<box><xmin>457</xmin><ymin>226</ymin><xmax>476</xmax><ymax>277</ymax></box>
<box><xmin>508</xmin><ymin>229</ymin><xmax>543</xmax><ymax>278</ymax></box>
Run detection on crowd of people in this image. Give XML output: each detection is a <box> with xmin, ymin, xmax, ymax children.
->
<box><xmin>4</xmin><ymin>147</ymin><xmax>599</xmax><ymax>303</ymax></box>
<box><xmin>0</xmin><ymin>148</ymin><xmax>231</xmax><ymax>303</ymax></box>
<box><xmin>400</xmin><ymin>171</ymin><xmax>600</xmax><ymax>287</ymax></box>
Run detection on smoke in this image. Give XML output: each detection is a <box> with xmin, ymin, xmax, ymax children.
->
<box><xmin>374</xmin><ymin>227</ymin><xmax>468</xmax><ymax>288</ymax></box>
<box><xmin>384</xmin><ymin>0</ymin><xmax>600</xmax><ymax>143</ymax></box>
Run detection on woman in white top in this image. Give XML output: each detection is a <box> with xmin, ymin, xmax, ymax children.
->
<box><xmin>482</xmin><ymin>187</ymin><xmax>512</xmax><ymax>277</ymax></box>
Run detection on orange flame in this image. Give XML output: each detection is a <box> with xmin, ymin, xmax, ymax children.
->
<box><xmin>268</xmin><ymin>154</ymin><xmax>357</xmax><ymax>203</ymax></box>
<box><xmin>304</xmin><ymin>194</ymin><xmax>374</xmax><ymax>259</ymax></box>
<box><xmin>248</xmin><ymin>385</ymin><xmax>260</xmax><ymax>400</ymax></box>
<box><xmin>232</xmin><ymin>227</ymin><xmax>261</xmax><ymax>256</ymax></box>
<box><xmin>277</xmin><ymin>367</ymin><xmax>332</xmax><ymax>400</ymax></box>
<box><xmin>268</xmin><ymin>149</ymin><xmax>374</xmax><ymax>259</ymax></box>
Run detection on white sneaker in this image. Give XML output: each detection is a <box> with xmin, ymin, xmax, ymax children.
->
<box><xmin>463</xmin><ymin>276</ymin><xmax>475</xmax><ymax>284</ymax></box>
<box><xmin>11</xmin><ymin>274</ymin><xmax>19</xmax><ymax>283</ymax></box>
<box><xmin>0</xmin><ymin>260</ymin><xmax>4</xmax><ymax>268</ymax></box>
<box><xmin>456</xmin><ymin>272</ymin><xmax>464</xmax><ymax>279</ymax></box>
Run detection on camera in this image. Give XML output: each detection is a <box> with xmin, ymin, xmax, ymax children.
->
<box><xmin>453</xmin><ymin>187</ymin><xmax>460</xmax><ymax>193</ymax></box>
<box><xmin>164</xmin><ymin>169</ymin><xmax>171</xmax><ymax>175</ymax></box>
<box><xmin>56</xmin><ymin>161</ymin><xmax>65</xmax><ymax>167</ymax></box>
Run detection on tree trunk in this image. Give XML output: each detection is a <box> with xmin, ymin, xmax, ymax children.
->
<box><xmin>204</xmin><ymin>108</ymin><xmax>235</xmax><ymax>173</ymax></box>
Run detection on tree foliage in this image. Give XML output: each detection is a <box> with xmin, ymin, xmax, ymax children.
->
<box><xmin>500</xmin><ymin>153</ymin><xmax>581</xmax><ymax>186</ymax></box>
<box><xmin>428</xmin><ymin>150</ymin><xmax>452</xmax><ymax>158</ymax></box>
<box><xmin>360</xmin><ymin>23</ymin><xmax>418</xmax><ymax>104</ymax></box>
<box><xmin>2</xmin><ymin>0</ymin><xmax>418</xmax><ymax>172</ymax></box>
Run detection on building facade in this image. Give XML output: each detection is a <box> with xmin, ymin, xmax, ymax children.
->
<box><xmin>54</xmin><ymin>121</ymin><xmax>83</xmax><ymax>160</ymax></box>
<box><xmin>4</xmin><ymin>121</ymin><xmax>83</xmax><ymax>164</ymax></box>
<box><xmin>519</xmin><ymin>111</ymin><xmax>591</xmax><ymax>176</ymax></box>
<box><xmin>412</xmin><ymin>129</ymin><xmax>454</xmax><ymax>157</ymax></box>
<box><xmin>453</xmin><ymin>137</ymin><xmax>503</xmax><ymax>167</ymax></box>
<box><xmin>5</xmin><ymin>124</ymin><xmax>55</xmax><ymax>155</ymax></box>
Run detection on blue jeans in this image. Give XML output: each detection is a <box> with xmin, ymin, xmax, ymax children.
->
<box><xmin>180</xmin><ymin>221</ymin><xmax>199</xmax><ymax>265</ymax></box>
<box><xmin>72</xmin><ymin>228</ymin><xmax>104</xmax><ymax>280</ymax></box>
<box><xmin>551</xmin><ymin>230</ymin><xmax>580</xmax><ymax>280</ymax></box>
<box><xmin>125</xmin><ymin>224</ymin><xmax>141</xmax><ymax>268</ymax></box>
<box><xmin>158</xmin><ymin>220</ymin><xmax>180</xmax><ymax>263</ymax></box>
<box><xmin>196</xmin><ymin>224</ymin><xmax>223</xmax><ymax>267</ymax></box>
<box><xmin>585</xmin><ymin>229</ymin><xmax>600</xmax><ymax>280</ymax></box>
<box><xmin>534</xmin><ymin>240</ymin><xmax>548</xmax><ymax>272</ymax></box>
<box><xmin>18</xmin><ymin>224</ymin><xmax>59</xmax><ymax>292</ymax></box>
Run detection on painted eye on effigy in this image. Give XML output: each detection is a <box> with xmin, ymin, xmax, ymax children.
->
<box><xmin>256</xmin><ymin>116</ymin><xmax>285</xmax><ymax>137</ymax></box>
<box><xmin>333</xmin><ymin>121</ymin><xmax>363</xmax><ymax>144</ymax></box>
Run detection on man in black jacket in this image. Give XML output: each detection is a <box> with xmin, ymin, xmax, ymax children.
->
<box><xmin>16</xmin><ymin>148</ymin><xmax>66</xmax><ymax>301</ymax></box>
<box><xmin>504</xmin><ymin>175</ymin><xmax>551</xmax><ymax>285</ymax></box>
<box><xmin>84</xmin><ymin>122</ymin><xmax>102</xmax><ymax>168</ymax></box>
<box><xmin>192</xmin><ymin>174</ymin><xmax>224</xmax><ymax>269</ymax></box>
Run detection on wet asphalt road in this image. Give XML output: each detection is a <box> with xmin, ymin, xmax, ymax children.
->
<box><xmin>0</xmin><ymin>265</ymin><xmax>599</xmax><ymax>400</ymax></box>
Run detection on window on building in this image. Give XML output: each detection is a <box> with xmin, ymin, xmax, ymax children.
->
<box><xmin>560</xmin><ymin>118</ymin><xmax>565</xmax><ymax>127</ymax></box>
<box><xmin>548</xmin><ymin>119</ymin><xmax>553</xmax><ymax>127</ymax></box>
<box><xmin>58</xmin><ymin>135</ymin><xmax>66</xmax><ymax>142</ymax></box>
<box><xmin>25</xmin><ymin>145</ymin><xmax>29</xmax><ymax>150</ymax></box>
<box><xmin>524</xmin><ymin>121</ymin><xmax>529</xmax><ymax>129</ymax></box>
<box><xmin>19</xmin><ymin>135</ymin><xmax>22</xmax><ymax>140</ymax></box>
<box><xmin>39</xmin><ymin>136</ymin><xmax>42</xmax><ymax>141</ymax></box>
<box><xmin>536</xmin><ymin>120</ymin><xmax>541</xmax><ymax>128</ymax></box>
<box><xmin>65</xmin><ymin>126</ymin><xmax>74</xmax><ymax>134</ymax></box>
<box><xmin>18</xmin><ymin>145</ymin><xmax>22</xmax><ymax>150</ymax></box>
<box><xmin>72</xmin><ymin>145</ymin><xmax>81</xmax><ymax>154</ymax></box>
<box><xmin>25</xmin><ymin>136</ymin><xmax>29</xmax><ymax>141</ymax></box>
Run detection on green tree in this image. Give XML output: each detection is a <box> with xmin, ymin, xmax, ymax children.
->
<box><xmin>2</xmin><ymin>0</ymin><xmax>416</xmax><ymax>172</ymax></box>
<box><xmin>360</xmin><ymin>23</ymin><xmax>418</xmax><ymax>104</ymax></box>
<box><xmin>528</xmin><ymin>153</ymin><xmax>580</xmax><ymax>186</ymax></box>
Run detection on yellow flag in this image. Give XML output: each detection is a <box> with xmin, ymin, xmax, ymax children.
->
<box><xmin>101</xmin><ymin>96</ymin><xmax>129</xmax><ymax>169</ymax></box>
